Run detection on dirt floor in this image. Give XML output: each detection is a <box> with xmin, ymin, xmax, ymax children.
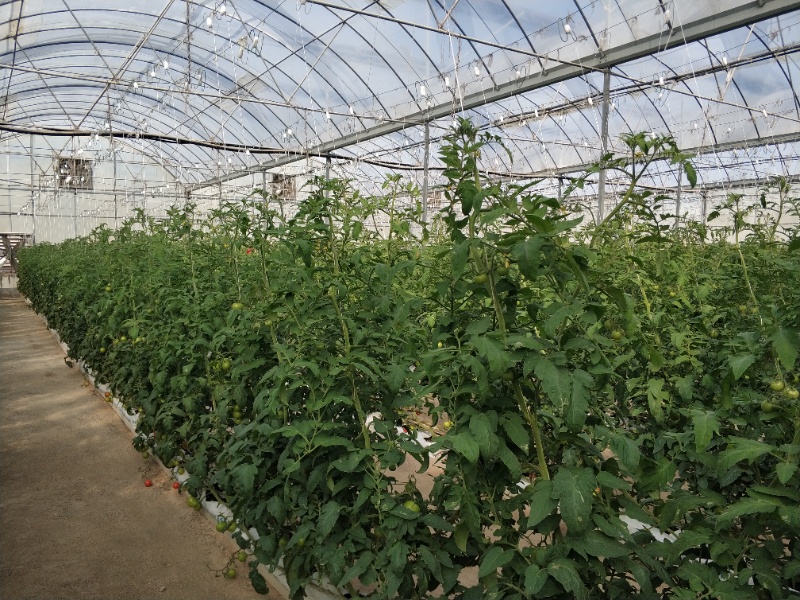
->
<box><xmin>0</xmin><ymin>297</ymin><xmax>282</xmax><ymax>600</ymax></box>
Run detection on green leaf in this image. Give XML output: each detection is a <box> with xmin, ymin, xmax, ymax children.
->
<box><xmin>665</xmin><ymin>530</ymin><xmax>711</xmax><ymax>562</ymax></box>
<box><xmin>501</xmin><ymin>415</ymin><xmax>530</xmax><ymax>453</ymax></box>
<box><xmin>610</xmin><ymin>435</ymin><xmax>641</xmax><ymax>472</ymax></box>
<box><xmin>770</xmin><ymin>327</ymin><xmax>798</xmax><ymax>371</ymax></box>
<box><xmin>565</xmin><ymin>374</ymin><xmax>589</xmax><ymax>432</ymax></box>
<box><xmin>249</xmin><ymin>565</ymin><xmax>269</xmax><ymax>595</ymax></box>
<box><xmin>776</xmin><ymin>462</ymin><xmax>798</xmax><ymax>484</ymax></box>
<box><xmin>469</xmin><ymin>413</ymin><xmax>495</xmax><ymax>456</ymax></box>
<box><xmin>418</xmin><ymin>546</ymin><xmax>443</xmax><ymax>583</ymax></box>
<box><xmin>692</xmin><ymin>409</ymin><xmax>720</xmax><ymax>453</ymax></box>
<box><xmin>728</xmin><ymin>354</ymin><xmax>756</xmax><ymax>380</ymax></box>
<box><xmin>231</xmin><ymin>358</ymin><xmax>266</xmax><ymax>376</ymax></box>
<box><xmin>716</xmin><ymin>498</ymin><xmax>777</xmax><ymax>527</ymax></box>
<box><xmin>552</xmin><ymin>468</ymin><xmax>595</xmax><ymax>533</ymax></box>
<box><xmin>232</xmin><ymin>463</ymin><xmax>258</xmax><ymax>495</ymax></box>
<box><xmin>596</xmin><ymin>471</ymin><xmax>631</xmax><ymax>491</ymax></box>
<box><xmin>451</xmin><ymin>240</ymin><xmax>469</xmax><ymax>278</ymax></box>
<box><xmin>718</xmin><ymin>438</ymin><xmax>775</xmax><ymax>472</ymax></box>
<box><xmin>683</xmin><ymin>161</ymin><xmax>697</xmax><ymax>188</ymax></box>
<box><xmin>573</xmin><ymin>530</ymin><xmax>629</xmax><ymax>558</ymax></box>
<box><xmin>478</xmin><ymin>546</ymin><xmax>514</xmax><ymax>578</ymax></box>
<box><xmin>527</xmin><ymin>480</ymin><xmax>557</xmax><ymax>528</ymax></box>
<box><xmin>496</xmin><ymin>443</ymin><xmax>522</xmax><ymax>480</ymax></box>
<box><xmin>524</xmin><ymin>564</ymin><xmax>548</xmax><ymax>595</ymax></box>
<box><xmin>386</xmin><ymin>362</ymin><xmax>408</xmax><ymax>393</ymax></box>
<box><xmin>534</xmin><ymin>358</ymin><xmax>571</xmax><ymax>403</ymax></box>
<box><xmin>337</xmin><ymin>551</ymin><xmax>373</xmax><ymax>587</ymax></box>
<box><xmin>317</xmin><ymin>501</ymin><xmax>342</xmax><ymax>539</ymax></box>
<box><xmin>331</xmin><ymin>449</ymin><xmax>370</xmax><ymax>472</ymax></box>
<box><xmin>450</xmin><ymin>432</ymin><xmax>480</xmax><ymax>463</ymax></box>
<box><xmin>512</xmin><ymin>237</ymin><xmax>545</xmax><ymax>280</ymax></box>
<box><xmin>646</xmin><ymin>377</ymin><xmax>666</xmax><ymax>423</ymax></box>
<box><xmin>471</xmin><ymin>335</ymin><xmax>511</xmax><ymax>378</ymax></box>
<box><xmin>639</xmin><ymin>457</ymin><xmax>676</xmax><ymax>491</ymax></box>
<box><xmin>675</xmin><ymin>375</ymin><xmax>694</xmax><ymax>401</ymax></box>
<box><xmin>422</xmin><ymin>513</ymin><xmax>454</xmax><ymax>532</ymax></box>
<box><xmin>454</xmin><ymin>520</ymin><xmax>469</xmax><ymax>554</ymax></box>
<box><xmin>548</xmin><ymin>558</ymin><xmax>587</xmax><ymax>600</ymax></box>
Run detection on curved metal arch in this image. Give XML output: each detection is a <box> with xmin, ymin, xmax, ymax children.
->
<box><xmin>1</xmin><ymin>35</ymin><xmax>286</xmax><ymax>148</ymax></box>
<box><xmin>2</xmin><ymin>6</ymin><xmax>372</xmax><ymax>153</ymax></box>
<box><xmin>4</xmin><ymin>90</ymin><xmax>225</xmax><ymax>180</ymax></box>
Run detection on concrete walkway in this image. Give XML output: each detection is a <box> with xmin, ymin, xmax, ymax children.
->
<box><xmin>0</xmin><ymin>297</ymin><xmax>279</xmax><ymax>600</ymax></box>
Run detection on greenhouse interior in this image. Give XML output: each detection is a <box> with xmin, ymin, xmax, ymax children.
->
<box><xmin>1</xmin><ymin>0</ymin><xmax>800</xmax><ymax>599</ymax></box>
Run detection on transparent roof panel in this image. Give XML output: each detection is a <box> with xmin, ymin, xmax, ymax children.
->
<box><xmin>1</xmin><ymin>0</ymin><xmax>799</xmax><ymax>197</ymax></box>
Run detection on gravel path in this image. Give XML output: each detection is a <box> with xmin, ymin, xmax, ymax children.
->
<box><xmin>0</xmin><ymin>297</ymin><xmax>282</xmax><ymax>600</ymax></box>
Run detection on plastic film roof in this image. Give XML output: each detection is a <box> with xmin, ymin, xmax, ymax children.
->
<box><xmin>2</xmin><ymin>0</ymin><xmax>800</xmax><ymax>195</ymax></box>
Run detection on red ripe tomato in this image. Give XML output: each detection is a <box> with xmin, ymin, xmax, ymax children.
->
<box><xmin>172</xmin><ymin>481</ymin><xmax>180</xmax><ymax>490</ymax></box>
<box><xmin>246</xmin><ymin>247</ymin><xmax>253</xmax><ymax>255</ymax></box>
<box><xmin>144</xmin><ymin>479</ymin><xmax>152</xmax><ymax>487</ymax></box>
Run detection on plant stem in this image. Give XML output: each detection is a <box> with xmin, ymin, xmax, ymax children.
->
<box><xmin>513</xmin><ymin>380</ymin><xmax>550</xmax><ymax>480</ymax></box>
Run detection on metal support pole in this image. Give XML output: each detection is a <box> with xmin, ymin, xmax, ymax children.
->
<box><xmin>422</xmin><ymin>121</ymin><xmax>430</xmax><ymax>221</ymax></box>
<box><xmin>675</xmin><ymin>175</ymin><xmax>682</xmax><ymax>227</ymax></box>
<box><xmin>262</xmin><ymin>170</ymin><xmax>266</xmax><ymax>193</ymax></box>
<box><xmin>597</xmin><ymin>69</ymin><xmax>611</xmax><ymax>222</ymax></box>
<box><xmin>30</xmin><ymin>134</ymin><xmax>36</xmax><ymax>244</ymax></box>
<box><xmin>325</xmin><ymin>156</ymin><xmax>331</xmax><ymax>199</ymax></box>
<box><xmin>701</xmin><ymin>191</ymin><xmax>708</xmax><ymax>222</ymax></box>
<box><xmin>113</xmin><ymin>143</ymin><xmax>118</xmax><ymax>227</ymax></box>
<box><xmin>73</xmin><ymin>189</ymin><xmax>78</xmax><ymax>238</ymax></box>
<box><xmin>218</xmin><ymin>182</ymin><xmax>223</xmax><ymax>208</ymax></box>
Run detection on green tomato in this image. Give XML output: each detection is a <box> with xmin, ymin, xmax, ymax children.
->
<box><xmin>221</xmin><ymin>358</ymin><xmax>232</xmax><ymax>371</ymax></box>
<box><xmin>231</xmin><ymin>302</ymin><xmax>244</xmax><ymax>310</ymax></box>
<box><xmin>403</xmin><ymin>500</ymin><xmax>421</xmax><ymax>513</ymax></box>
<box><xmin>761</xmin><ymin>400</ymin><xmax>778</xmax><ymax>413</ymax></box>
<box><xmin>473</xmin><ymin>273</ymin><xmax>488</xmax><ymax>285</ymax></box>
<box><xmin>770</xmin><ymin>380</ymin><xmax>785</xmax><ymax>392</ymax></box>
<box><xmin>785</xmin><ymin>387</ymin><xmax>799</xmax><ymax>400</ymax></box>
<box><xmin>495</xmin><ymin>266</ymin><xmax>509</xmax><ymax>277</ymax></box>
<box><xmin>237</xmin><ymin>550</ymin><xmax>247</xmax><ymax>562</ymax></box>
<box><xmin>224</xmin><ymin>568</ymin><xmax>237</xmax><ymax>579</ymax></box>
<box><xmin>611</xmin><ymin>329</ymin><xmax>624</xmax><ymax>341</ymax></box>
<box><xmin>216</xmin><ymin>521</ymin><xmax>229</xmax><ymax>533</ymax></box>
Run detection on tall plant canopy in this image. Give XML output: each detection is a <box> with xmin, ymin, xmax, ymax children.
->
<box><xmin>1</xmin><ymin>0</ymin><xmax>799</xmax><ymax>240</ymax></box>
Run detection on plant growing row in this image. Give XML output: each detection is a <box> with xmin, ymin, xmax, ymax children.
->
<box><xmin>18</xmin><ymin>120</ymin><xmax>800</xmax><ymax>599</ymax></box>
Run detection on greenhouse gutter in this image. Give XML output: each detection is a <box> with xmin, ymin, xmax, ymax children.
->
<box><xmin>187</xmin><ymin>0</ymin><xmax>800</xmax><ymax>193</ymax></box>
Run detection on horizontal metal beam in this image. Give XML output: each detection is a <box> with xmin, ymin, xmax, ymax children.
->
<box><xmin>188</xmin><ymin>0</ymin><xmax>800</xmax><ymax>192</ymax></box>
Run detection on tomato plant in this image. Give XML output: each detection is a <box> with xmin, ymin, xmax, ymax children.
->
<box><xmin>16</xmin><ymin>121</ymin><xmax>800</xmax><ymax>600</ymax></box>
